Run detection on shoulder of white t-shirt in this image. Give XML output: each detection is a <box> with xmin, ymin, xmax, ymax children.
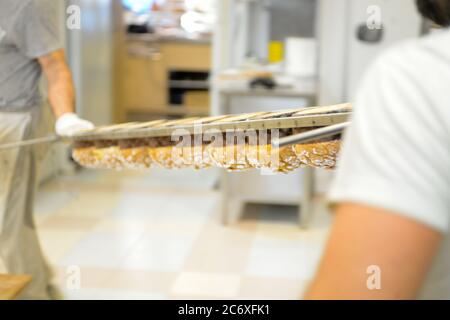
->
<box><xmin>370</xmin><ymin>28</ymin><xmax>450</xmax><ymax>74</ymax></box>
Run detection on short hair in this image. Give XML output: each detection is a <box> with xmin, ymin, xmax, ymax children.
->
<box><xmin>416</xmin><ymin>0</ymin><xmax>450</xmax><ymax>26</ymax></box>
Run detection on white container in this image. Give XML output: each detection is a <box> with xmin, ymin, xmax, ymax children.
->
<box><xmin>285</xmin><ymin>37</ymin><xmax>317</xmax><ymax>77</ymax></box>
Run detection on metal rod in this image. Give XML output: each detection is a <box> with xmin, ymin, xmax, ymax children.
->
<box><xmin>273</xmin><ymin>122</ymin><xmax>350</xmax><ymax>148</ymax></box>
<box><xmin>0</xmin><ymin>135</ymin><xmax>61</xmax><ymax>151</ymax></box>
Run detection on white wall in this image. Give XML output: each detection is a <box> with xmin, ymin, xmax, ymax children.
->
<box><xmin>315</xmin><ymin>0</ymin><xmax>422</xmax><ymax>195</ymax></box>
<box><xmin>345</xmin><ymin>0</ymin><xmax>422</xmax><ymax>99</ymax></box>
<box><xmin>316</xmin><ymin>0</ymin><xmax>349</xmax><ymax>105</ymax></box>
<box><xmin>317</xmin><ymin>0</ymin><xmax>422</xmax><ymax>105</ymax></box>
<box><xmin>67</xmin><ymin>0</ymin><xmax>115</xmax><ymax>126</ymax></box>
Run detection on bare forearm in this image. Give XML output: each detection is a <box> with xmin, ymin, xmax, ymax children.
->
<box><xmin>38</xmin><ymin>49</ymin><xmax>75</xmax><ymax>118</ymax></box>
<box><xmin>47</xmin><ymin>67</ymin><xmax>75</xmax><ymax>118</ymax></box>
<box><xmin>305</xmin><ymin>203</ymin><xmax>441</xmax><ymax>300</ymax></box>
<box><xmin>38</xmin><ymin>49</ymin><xmax>94</xmax><ymax>136</ymax></box>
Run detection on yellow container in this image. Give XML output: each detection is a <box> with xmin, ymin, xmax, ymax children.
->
<box><xmin>268</xmin><ymin>41</ymin><xmax>284</xmax><ymax>63</ymax></box>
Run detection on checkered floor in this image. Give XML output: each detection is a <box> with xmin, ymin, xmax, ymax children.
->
<box><xmin>35</xmin><ymin>168</ymin><xmax>333</xmax><ymax>300</ymax></box>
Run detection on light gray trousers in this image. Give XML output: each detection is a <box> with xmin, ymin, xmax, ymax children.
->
<box><xmin>0</xmin><ymin>106</ymin><xmax>52</xmax><ymax>299</ymax></box>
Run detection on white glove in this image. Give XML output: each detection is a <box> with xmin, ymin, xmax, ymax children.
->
<box><xmin>55</xmin><ymin>113</ymin><xmax>95</xmax><ymax>137</ymax></box>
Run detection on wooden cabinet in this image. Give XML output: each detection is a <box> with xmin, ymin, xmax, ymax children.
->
<box><xmin>162</xmin><ymin>42</ymin><xmax>212</xmax><ymax>71</ymax></box>
<box><xmin>123</xmin><ymin>54</ymin><xmax>167</xmax><ymax>113</ymax></box>
<box><xmin>122</xmin><ymin>40</ymin><xmax>212</xmax><ymax>118</ymax></box>
<box><xmin>0</xmin><ymin>274</ymin><xmax>31</xmax><ymax>300</ymax></box>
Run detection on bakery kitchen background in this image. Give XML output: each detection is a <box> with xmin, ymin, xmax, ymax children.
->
<box><xmin>1</xmin><ymin>0</ymin><xmax>439</xmax><ymax>302</ymax></box>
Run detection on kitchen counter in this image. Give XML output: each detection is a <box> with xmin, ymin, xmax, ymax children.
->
<box><xmin>126</xmin><ymin>33</ymin><xmax>211</xmax><ymax>45</ymax></box>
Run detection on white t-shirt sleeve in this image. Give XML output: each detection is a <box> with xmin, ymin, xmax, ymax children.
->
<box><xmin>329</xmin><ymin>45</ymin><xmax>450</xmax><ymax>233</ymax></box>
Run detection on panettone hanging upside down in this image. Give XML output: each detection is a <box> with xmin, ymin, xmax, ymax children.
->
<box><xmin>71</xmin><ymin>104</ymin><xmax>351</xmax><ymax>173</ymax></box>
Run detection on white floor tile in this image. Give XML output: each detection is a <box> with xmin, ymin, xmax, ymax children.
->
<box><xmin>120</xmin><ymin>167</ymin><xmax>219</xmax><ymax>190</ymax></box>
<box><xmin>109</xmin><ymin>193</ymin><xmax>170</xmax><ymax>220</ymax></box>
<box><xmin>110</xmin><ymin>192</ymin><xmax>218</xmax><ymax>225</ymax></box>
<box><xmin>172</xmin><ymin>272</ymin><xmax>241</xmax><ymax>298</ymax></box>
<box><xmin>245</xmin><ymin>234</ymin><xmax>326</xmax><ymax>280</ymax></box>
<box><xmin>38</xmin><ymin>230</ymin><xmax>88</xmax><ymax>265</ymax></box>
<box><xmin>61</xmin><ymin>232</ymin><xmax>143</xmax><ymax>268</ymax></box>
<box><xmin>62</xmin><ymin>287</ymin><xmax>166</xmax><ymax>300</ymax></box>
<box><xmin>120</xmin><ymin>233</ymin><xmax>196</xmax><ymax>272</ymax></box>
<box><xmin>34</xmin><ymin>189</ymin><xmax>78</xmax><ymax>217</ymax></box>
<box><xmin>35</xmin><ymin>168</ymin><xmax>332</xmax><ymax>300</ymax></box>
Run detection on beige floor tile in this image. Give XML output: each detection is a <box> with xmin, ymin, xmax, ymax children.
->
<box><xmin>245</xmin><ymin>234</ymin><xmax>326</xmax><ymax>280</ymax></box>
<box><xmin>256</xmin><ymin>223</ymin><xmax>330</xmax><ymax>243</ymax></box>
<box><xmin>102</xmin><ymin>270</ymin><xmax>177</xmax><ymax>293</ymax></box>
<box><xmin>256</xmin><ymin>223</ymin><xmax>308</xmax><ymax>240</ymax></box>
<box><xmin>60</xmin><ymin>231</ymin><xmax>143</xmax><ymax>268</ymax></box>
<box><xmin>55</xmin><ymin>191</ymin><xmax>120</xmax><ymax>220</ymax></box>
<box><xmin>35</xmin><ymin>213</ymin><xmax>50</xmax><ymax>227</ymax></box>
<box><xmin>62</xmin><ymin>287</ymin><xmax>166</xmax><ymax>300</ymax></box>
<box><xmin>51</xmin><ymin>266</ymin><xmax>114</xmax><ymax>289</ymax></box>
<box><xmin>171</xmin><ymin>272</ymin><xmax>241</xmax><ymax>299</ymax></box>
<box><xmin>238</xmin><ymin>276</ymin><xmax>308</xmax><ymax>300</ymax></box>
<box><xmin>119</xmin><ymin>232</ymin><xmax>196</xmax><ymax>272</ymax></box>
<box><xmin>145</xmin><ymin>221</ymin><xmax>206</xmax><ymax>236</ymax></box>
<box><xmin>93</xmin><ymin>218</ymin><xmax>149</xmax><ymax>234</ymax></box>
<box><xmin>38</xmin><ymin>215</ymin><xmax>100</xmax><ymax>231</ymax></box>
<box><xmin>44</xmin><ymin>176</ymin><xmax>119</xmax><ymax>194</ymax></box>
<box><xmin>54</xmin><ymin>169</ymin><xmax>127</xmax><ymax>189</ymax></box>
<box><xmin>119</xmin><ymin>167</ymin><xmax>219</xmax><ymax>191</ymax></box>
<box><xmin>94</xmin><ymin>219</ymin><xmax>205</xmax><ymax>237</ymax></box>
<box><xmin>34</xmin><ymin>169</ymin><xmax>332</xmax><ymax>300</ymax></box>
<box><xmin>183</xmin><ymin>223</ymin><xmax>255</xmax><ymax>274</ymax></box>
<box><xmin>168</xmin><ymin>293</ymin><xmax>226</xmax><ymax>300</ymax></box>
<box><xmin>38</xmin><ymin>230</ymin><xmax>88</xmax><ymax>264</ymax></box>
<box><xmin>34</xmin><ymin>189</ymin><xmax>79</xmax><ymax>217</ymax></box>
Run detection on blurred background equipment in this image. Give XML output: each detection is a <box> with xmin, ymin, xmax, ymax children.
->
<box><xmin>212</xmin><ymin>0</ymin><xmax>319</xmax><ymax>227</ymax></box>
<box><xmin>18</xmin><ymin>0</ymin><xmax>429</xmax><ymax>300</ymax></box>
<box><xmin>120</xmin><ymin>0</ymin><xmax>214</xmax><ymax>120</ymax></box>
<box><xmin>37</xmin><ymin>0</ymin><xmax>425</xmax><ymax>227</ymax></box>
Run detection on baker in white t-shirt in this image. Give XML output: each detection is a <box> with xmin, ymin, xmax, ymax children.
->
<box><xmin>306</xmin><ymin>0</ymin><xmax>450</xmax><ymax>299</ymax></box>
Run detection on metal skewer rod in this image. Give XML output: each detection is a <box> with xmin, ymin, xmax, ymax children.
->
<box><xmin>273</xmin><ymin>122</ymin><xmax>350</xmax><ymax>148</ymax></box>
<box><xmin>0</xmin><ymin>135</ymin><xmax>61</xmax><ymax>151</ymax></box>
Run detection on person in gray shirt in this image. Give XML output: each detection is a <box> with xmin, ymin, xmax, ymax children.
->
<box><xmin>0</xmin><ymin>0</ymin><xmax>94</xmax><ymax>299</ymax></box>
